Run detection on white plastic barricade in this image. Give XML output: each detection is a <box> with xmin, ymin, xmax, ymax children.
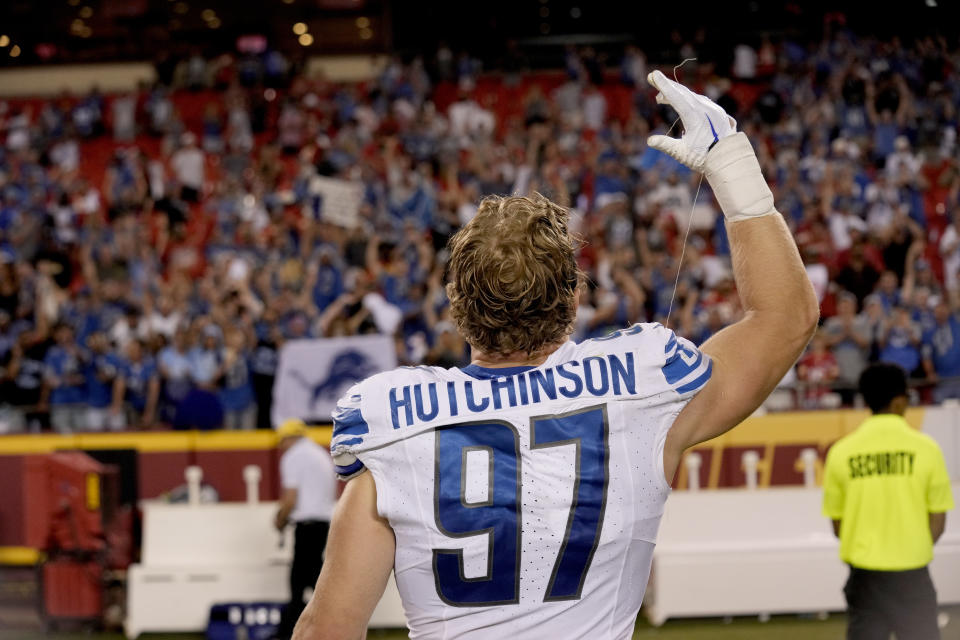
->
<box><xmin>741</xmin><ymin>451</ymin><xmax>760</xmax><ymax>490</ymax></box>
<box><xmin>646</xmin><ymin>484</ymin><xmax>960</xmax><ymax>625</ymax></box>
<box><xmin>126</xmin><ymin>502</ymin><xmax>292</xmax><ymax>637</ymax></box>
<box><xmin>798</xmin><ymin>448</ymin><xmax>819</xmax><ymax>488</ymax></box>
<box><xmin>925</xmin><ymin>403</ymin><xmax>960</xmax><ymax>481</ymax></box>
<box><xmin>685</xmin><ymin>452</ymin><xmax>702</xmax><ymax>491</ymax></box>
<box><xmin>369</xmin><ymin>574</ymin><xmax>406</xmax><ymax>628</ymax></box>
<box><xmin>126</xmin><ymin>500</ymin><xmax>408</xmax><ymax>637</ymax></box>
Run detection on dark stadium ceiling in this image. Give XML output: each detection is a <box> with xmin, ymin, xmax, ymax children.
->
<box><xmin>0</xmin><ymin>0</ymin><xmax>956</xmax><ymax>68</ymax></box>
<box><xmin>0</xmin><ymin>0</ymin><xmax>390</xmax><ymax>65</ymax></box>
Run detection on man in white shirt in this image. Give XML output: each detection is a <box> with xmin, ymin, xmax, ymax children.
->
<box><xmin>274</xmin><ymin>418</ymin><xmax>337</xmax><ymax>640</ymax></box>
<box><xmin>940</xmin><ymin>215</ymin><xmax>960</xmax><ymax>295</ymax></box>
<box><xmin>582</xmin><ymin>84</ymin><xmax>607</xmax><ymax>131</ymax></box>
<box><xmin>448</xmin><ymin>93</ymin><xmax>495</xmax><ymax>146</ymax></box>
<box><xmin>170</xmin><ymin>132</ymin><xmax>205</xmax><ymax>202</ymax></box>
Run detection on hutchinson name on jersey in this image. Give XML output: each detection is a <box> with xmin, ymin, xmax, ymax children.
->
<box><xmin>330</xmin><ymin>322</ymin><xmax>711</xmax><ymax>639</ymax></box>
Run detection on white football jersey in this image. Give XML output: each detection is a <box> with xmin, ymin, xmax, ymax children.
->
<box><xmin>331</xmin><ymin>323</ymin><xmax>711</xmax><ymax>639</ymax></box>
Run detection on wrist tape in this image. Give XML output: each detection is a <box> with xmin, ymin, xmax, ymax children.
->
<box><xmin>703</xmin><ymin>132</ymin><xmax>777</xmax><ymax>222</ymax></box>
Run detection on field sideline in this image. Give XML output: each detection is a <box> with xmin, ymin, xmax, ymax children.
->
<box><xmin>3</xmin><ymin>608</ymin><xmax>959</xmax><ymax>640</ymax></box>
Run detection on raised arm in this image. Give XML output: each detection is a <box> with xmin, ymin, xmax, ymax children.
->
<box><xmin>142</xmin><ymin>376</ymin><xmax>160</xmax><ymax>427</ymax></box>
<box><xmin>643</xmin><ymin>71</ymin><xmax>819</xmax><ymax>479</ymax></box>
<box><xmin>365</xmin><ymin>234</ymin><xmax>384</xmax><ymax>278</ymax></box>
<box><xmin>666</xmin><ymin>215</ymin><xmax>816</xmax><ymax>461</ymax></box>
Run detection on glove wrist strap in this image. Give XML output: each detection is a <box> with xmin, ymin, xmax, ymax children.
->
<box><xmin>703</xmin><ymin>132</ymin><xmax>776</xmax><ymax>222</ymax></box>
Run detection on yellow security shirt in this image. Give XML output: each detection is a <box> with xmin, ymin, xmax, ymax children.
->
<box><xmin>822</xmin><ymin>414</ymin><xmax>954</xmax><ymax>571</ymax></box>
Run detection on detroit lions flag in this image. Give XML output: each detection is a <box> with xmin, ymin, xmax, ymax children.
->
<box><xmin>272</xmin><ymin>335</ymin><xmax>397</xmax><ymax>426</ymax></box>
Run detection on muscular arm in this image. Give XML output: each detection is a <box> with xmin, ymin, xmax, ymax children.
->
<box><xmin>664</xmin><ymin>214</ymin><xmax>819</xmax><ymax>479</ymax></box>
<box><xmin>293</xmin><ymin>471</ymin><xmax>395</xmax><ymax>640</ymax></box>
<box><xmin>143</xmin><ymin>377</ymin><xmax>160</xmax><ymax>426</ymax></box>
<box><xmin>643</xmin><ymin>71</ymin><xmax>820</xmax><ymax>481</ymax></box>
<box><xmin>931</xmin><ymin>512</ymin><xmax>946</xmax><ymax>543</ymax></box>
<box><xmin>111</xmin><ymin>377</ymin><xmax>126</xmax><ymax>413</ymax></box>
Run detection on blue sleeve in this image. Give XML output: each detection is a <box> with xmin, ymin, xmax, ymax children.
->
<box><xmin>660</xmin><ymin>329</ymin><xmax>713</xmax><ymax>397</ymax></box>
<box><xmin>115</xmin><ymin>358</ymin><xmax>131</xmax><ymax>380</ymax></box>
<box><xmin>44</xmin><ymin>350</ymin><xmax>62</xmax><ymax>379</ymax></box>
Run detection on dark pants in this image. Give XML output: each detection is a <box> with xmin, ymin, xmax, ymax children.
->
<box><xmin>252</xmin><ymin>374</ymin><xmax>275</xmax><ymax>430</ymax></box>
<box><xmin>844</xmin><ymin>565</ymin><xmax>940</xmax><ymax>640</ymax></box>
<box><xmin>180</xmin><ymin>185</ymin><xmax>200</xmax><ymax>202</ymax></box>
<box><xmin>277</xmin><ymin>520</ymin><xmax>329</xmax><ymax>639</ymax></box>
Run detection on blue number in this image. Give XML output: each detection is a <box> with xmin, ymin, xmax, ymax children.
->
<box><xmin>433</xmin><ymin>421</ymin><xmax>521</xmax><ymax>606</ymax></box>
<box><xmin>531</xmin><ymin>405</ymin><xmax>609</xmax><ymax>600</ymax></box>
<box><xmin>432</xmin><ymin>407</ymin><xmax>608</xmax><ymax>605</ymax></box>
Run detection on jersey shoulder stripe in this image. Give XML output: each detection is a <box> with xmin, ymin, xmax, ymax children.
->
<box><xmin>331</xmin><ymin>382</ymin><xmax>371</xmax><ymax>479</ymax></box>
<box><xmin>578</xmin><ymin>321</ymin><xmax>712</xmax><ymax>397</ymax></box>
<box><xmin>330</xmin><ymin>366</ymin><xmax>449</xmax><ymax>479</ymax></box>
<box><xmin>661</xmin><ymin>330</ymin><xmax>712</xmax><ymax>396</ymax></box>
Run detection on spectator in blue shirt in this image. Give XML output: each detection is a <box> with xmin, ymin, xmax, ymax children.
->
<box><xmin>117</xmin><ymin>339</ymin><xmax>159</xmax><ymax>428</ymax></box>
<box><xmin>175</xmin><ymin>325</ymin><xmax>224</xmax><ymax>430</ymax></box>
<box><xmin>874</xmin><ymin>270</ymin><xmax>901</xmax><ymax>311</ymax></box>
<box><xmin>250</xmin><ymin>321</ymin><xmax>283</xmax><ymax>430</ymax></box>
<box><xmin>83</xmin><ymin>331</ymin><xmax>125</xmax><ymax>431</ymax></box>
<box><xmin>158</xmin><ymin>327</ymin><xmax>192</xmax><ymax>422</ymax></box>
<box><xmin>593</xmin><ymin>151</ymin><xmax>630</xmax><ymax>209</ymax></box>
<box><xmin>43</xmin><ymin>323</ymin><xmax>87</xmax><ymax>433</ymax></box>
<box><xmin>878</xmin><ymin>306</ymin><xmax>923</xmax><ymax>377</ymax></box>
<box><xmin>188</xmin><ymin>325</ymin><xmax>223</xmax><ymax>387</ymax></box>
<box><xmin>219</xmin><ymin>328</ymin><xmax>255</xmax><ymax>430</ymax></box>
<box><xmin>923</xmin><ymin>301</ymin><xmax>960</xmax><ymax>403</ymax></box>
<box><xmin>63</xmin><ymin>290</ymin><xmax>101</xmax><ymax>345</ymax></box>
<box><xmin>310</xmin><ymin>249</ymin><xmax>344</xmax><ymax>312</ymax></box>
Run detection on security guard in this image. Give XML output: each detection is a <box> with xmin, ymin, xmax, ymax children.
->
<box><xmin>823</xmin><ymin>363</ymin><xmax>954</xmax><ymax>640</ymax></box>
<box><xmin>274</xmin><ymin>418</ymin><xmax>337</xmax><ymax>639</ymax></box>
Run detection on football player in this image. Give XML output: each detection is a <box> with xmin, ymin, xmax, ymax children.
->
<box><xmin>293</xmin><ymin>72</ymin><xmax>819</xmax><ymax>639</ymax></box>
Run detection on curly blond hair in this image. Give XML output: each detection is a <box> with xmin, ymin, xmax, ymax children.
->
<box><xmin>446</xmin><ymin>193</ymin><xmax>581</xmax><ymax>358</ymax></box>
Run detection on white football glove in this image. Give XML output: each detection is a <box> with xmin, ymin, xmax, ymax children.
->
<box><xmin>646</xmin><ymin>70</ymin><xmax>775</xmax><ymax>222</ymax></box>
<box><xmin>647</xmin><ymin>69</ymin><xmax>736</xmax><ymax>169</ymax></box>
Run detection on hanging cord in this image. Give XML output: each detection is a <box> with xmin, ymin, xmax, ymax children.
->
<box><xmin>662</xmin><ymin>57</ymin><xmax>705</xmax><ymax>329</ymax></box>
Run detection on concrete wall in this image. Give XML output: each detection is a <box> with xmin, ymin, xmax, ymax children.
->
<box><xmin>304</xmin><ymin>54</ymin><xmax>387</xmax><ymax>81</ymax></box>
<box><xmin>0</xmin><ymin>62</ymin><xmax>156</xmax><ymax>97</ymax></box>
<box><xmin>0</xmin><ymin>55</ymin><xmax>387</xmax><ymax>98</ymax></box>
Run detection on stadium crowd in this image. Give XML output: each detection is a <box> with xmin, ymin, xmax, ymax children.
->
<box><xmin>2</xmin><ymin>27</ymin><xmax>960</xmax><ymax>432</ymax></box>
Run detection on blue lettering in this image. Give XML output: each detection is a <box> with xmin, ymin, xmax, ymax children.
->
<box><xmin>465</xmin><ymin>381</ymin><xmax>490</xmax><ymax>412</ymax></box>
<box><xmin>414</xmin><ymin>383</ymin><xmax>440</xmax><ymax>422</ymax></box>
<box><xmin>516</xmin><ymin>373</ymin><xmax>530</xmax><ymax>405</ymax></box>
<box><xmin>447</xmin><ymin>381</ymin><xmax>459</xmax><ymax>417</ymax></box>
<box><xmin>390</xmin><ymin>386</ymin><xmax>413</xmax><ymax>429</ymax></box>
<box><xmin>529</xmin><ymin>368</ymin><xmax>557</xmax><ymax>402</ymax></box>
<box><xmin>491</xmin><ymin>376</ymin><xmax>517</xmax><ymax>410</ymax></box>
<box><xmin>583</xmin><ymin>356</ymin><xmax>609</xmax><ymax>396</ymax></box>
<box><xmin>609</xmin><ymin>352</ymin><xmax>636</xmax><ymax>395</ymax></box>
<box><xmin>557</xmin><ymin>361</ymin><xmax>583</xmax><ymax>398</ymax></box>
